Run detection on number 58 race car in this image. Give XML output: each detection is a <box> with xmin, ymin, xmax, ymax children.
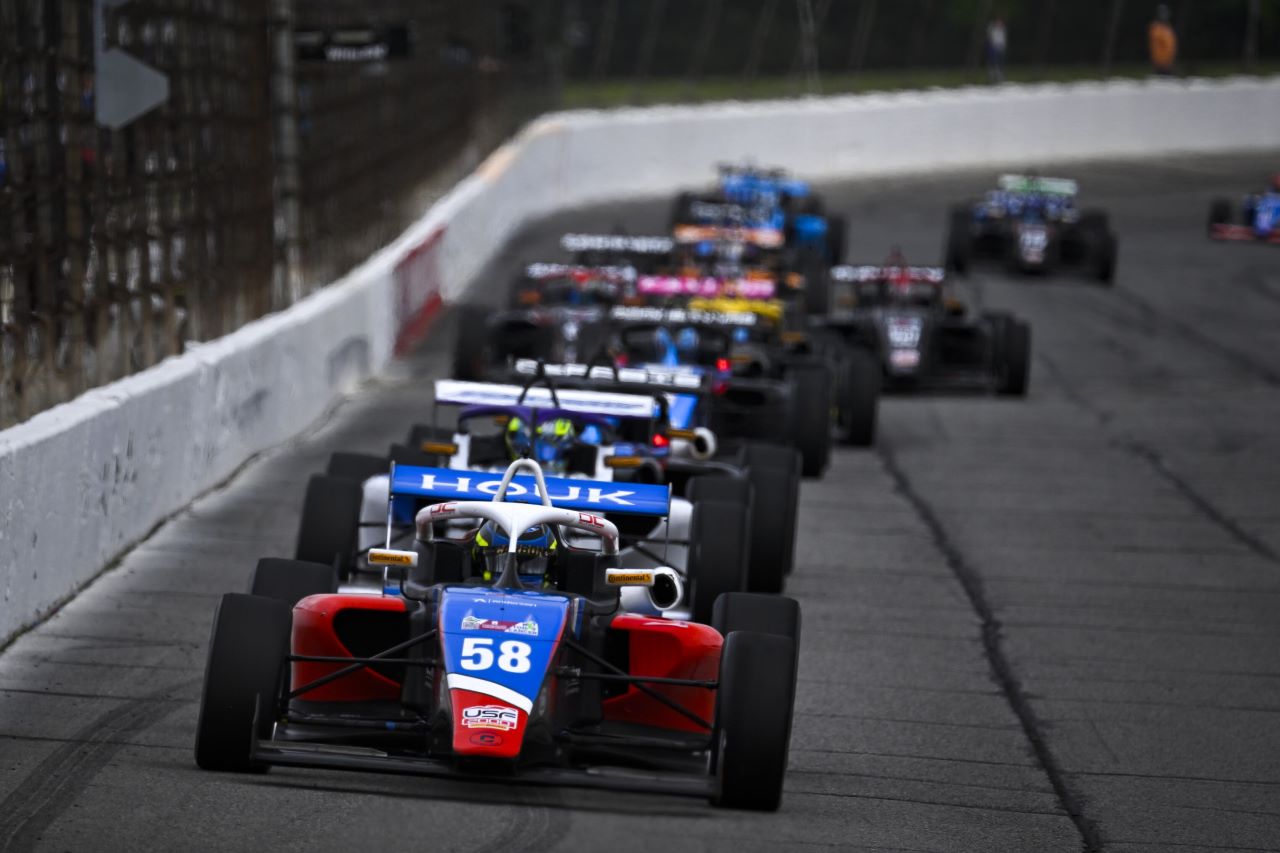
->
<box><xmin>196</xmin><ymin>459</ymin><xmax>801</xmax><ymax>811</ymax></box>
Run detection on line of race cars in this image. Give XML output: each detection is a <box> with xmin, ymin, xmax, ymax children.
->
<box><xmin>193</xmin><ymin>164</ymin><xmax>1275</xmax><ymax>813</ymax></box>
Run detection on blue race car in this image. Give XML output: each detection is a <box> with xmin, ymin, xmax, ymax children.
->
<box><xmin>1208</xmin><ymin>175</ymin><xmax>1280</xmax><ymax>245</ymax></box>
<box><xmin>946</xmin><ymin>174</ymin><xmax>1118</xmax><ymax>284</ymax></box>
<box><xmin>670</xmin><ymin>164</ymin><xmax>845</xmax><ymax>268</ymax></box>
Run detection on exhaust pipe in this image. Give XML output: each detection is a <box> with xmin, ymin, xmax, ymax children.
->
<box><xmin>689</xmin><ymin>426</ymin><xmax>717</xmax><ymax>461</ymax></box>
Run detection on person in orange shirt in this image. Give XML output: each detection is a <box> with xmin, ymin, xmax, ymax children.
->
<box><xmin>1149</xmin><ymin>4</ymin><xmax>1177</xmax><ymax>75</ymax></box>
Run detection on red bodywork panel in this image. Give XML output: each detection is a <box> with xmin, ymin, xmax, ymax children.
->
<box><xmin>289</xmin><ymin>596</ymin><xmax>724</xmax><ymax>740</ymax></box>
<box><xmin>292</xmin><ymin>594</ymin><xmax>407</xmax><ymax>702</ymax></box>
<box><xmin>1211</xmin><ymin>223</ymin><xmax>1280</xmax><ymax>243</ymax></box>
<box><xmin>602</xmin><ymin>614</ymin><xmax>722</xmax><ymax>733</ymax></box>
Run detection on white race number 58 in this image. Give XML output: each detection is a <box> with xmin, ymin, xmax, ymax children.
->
<box><xmin>459</xmin><ymin>637</ymin><xmax>532</xmax><ymax>674</ymax></box>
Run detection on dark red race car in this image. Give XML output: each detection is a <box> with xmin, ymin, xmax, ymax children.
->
<box><xmin>195</xmin><ymin>459</ymin><xmax>801</xmax><ymax>810</ymax></box>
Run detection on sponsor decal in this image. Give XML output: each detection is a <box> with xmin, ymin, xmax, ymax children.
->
<box><xmin>461</xmin><ymin>705</ymin><xmax>520</xmax><ymax>731</ymax></box>
<box><xmin>368</xmin><ymin>549</ymin><xmax>417</xmax><ymax>567</ymax></box>
<box><xmin>460</xmin><ymin>611</ymin><xmax>540</xmax><ymax>637</ymax></box>
<box><xmin>514</xmin><ymin>360</ymin><xmax>704</xmax><ymax>390</ymax></box>
<box><xmin>607</xmin><ymin>571</ymin><xmax>655</xmax><ymax>586</ymax></box>
<box><xmin>469</xmin><ymin>732</ymin><xmax>504</xmax><ymax>746</ymax></box>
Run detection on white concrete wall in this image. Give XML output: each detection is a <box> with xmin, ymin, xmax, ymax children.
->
<box><xmin>3</xmin><ymin>76</ymin><xmax>1278</xmax><ymax>645</ymax></box>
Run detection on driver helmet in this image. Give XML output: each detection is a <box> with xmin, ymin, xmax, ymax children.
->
<box><xmin>474</xmin><ymin>522</ymin><xmax>557</xmax><ymax>585</ymax></box>
<box><xmin>505</xmin><ymin>415</ymin><xmax>578</xmax><ymax>472</ymax></box>
<box><xmin>675</xmin><ymin>326</ymin><xmax>700</xmax><ymax>356</ymax></box>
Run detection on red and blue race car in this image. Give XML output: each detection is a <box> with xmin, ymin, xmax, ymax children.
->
<box><xmin>196</xmin><ymin>459</ymin><xmax>801</xmax><ymax>810</ymax></box>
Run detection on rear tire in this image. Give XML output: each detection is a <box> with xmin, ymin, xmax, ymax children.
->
<box><xmin>688</xmin><ymin>500</ymin><xmax>751</xmax><ymax>625</ymax></box>
<box><xmin>786</xmin><ymin>364</ymin><xmax>832</xmax><ymax>477</ymax></box>
<box><xmin>996</xmin><ymin>319</ymin><xmax>1031</xmax><ymax>396</ymax></box>
<box><xmin>195</xmin><ymin>593</ymin><xmax>291</xmax><ymax>772</ymax></box>
<box><xmin>837</xmin><ymin>347</ymin><xmax>880</xmax><ymax>447</ymax></box>
<box><xmin>294</xmin><ymin>475</ymin><xmax>362</xmax><ymax>575</ymax></box>
<box><xmin>712</xmin><ymin>631</ymin><xmax>798</xmax><ymax>811</ymax></box>
<box><xmin>742</xmin><ymin>443</ymin><xmax>801</xmax><ymax>577</ymax></box>
<box><xmin>452</xmin><ymin>305</ymin><xmax>490</xmax><ymax>381</ymax></box>
<box><xmin>946</xmin><ymin>206</ymin><xmax>972</xmax><ymax>275</ymax></box>
<box><xmin>1208</xmin><ymin>199</ymin><xmax>1232</xmax><ymax>234</ymax></box>
<box><xmin>326</xmin><ymin>451</ymin><xmax>388</xmax><ymax>483</ymax></box>
<box><xmin>825</xmin><ymin>214</ymin><xmax>847</xmax><ymax>266</ymax></box>
<box><xmin>249</xmin><ymin>558</ymin><xmax>337</xmax><ymax>606</ymax></box>
<box><xmin>712</xmin><ymin>593</ymin><xmax>801</xmax><ymax>647</ymax></box>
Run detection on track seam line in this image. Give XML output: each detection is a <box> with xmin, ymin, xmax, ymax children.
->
<box><xmin>1036</xmin><ymin>352</ymin><xmax>1279</xmax><ymax>566</ymax></box>
<box><xmin>878</xmin><ymin>443</ymin><xmax>1103</xmax><ymax>853</ymax></box>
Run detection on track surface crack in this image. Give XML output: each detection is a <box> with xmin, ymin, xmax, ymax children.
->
<box><xmin>878</xmin><ymin>443</ymin><xmax>1103</xmax><ymax>853</ymax></box>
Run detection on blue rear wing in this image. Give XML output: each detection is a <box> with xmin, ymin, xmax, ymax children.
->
<box><xmin>390</xmin><ymin>465</ymin><xmax>671</xmax><ymax>517</ymax></box>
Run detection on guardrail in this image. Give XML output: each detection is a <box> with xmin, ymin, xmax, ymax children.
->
<box><xmin>2</xmin><ymin>76</ymin><xmax>1278</xmax><ymax>646</ymax></box>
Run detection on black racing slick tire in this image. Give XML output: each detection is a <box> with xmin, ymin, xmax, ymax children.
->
<box><xmin>825</xmin><ymin>214</ymin><xmax>847</xmax><ymax>266</ymax></box>
<box><xmin>1208</xmin><ymin>199</ymin><xmax>1233</xmax><ymax>234</ymax></box>
<box><xmin>786</xmin><ymin>363</ymin><xmax>832</xmax><ymax>477</ymax></box>
<box><xmin>249</xmin><ymin>558</ymin><xmax>337</xmax><ymax>606</ymax></box>
<box><xmin>739</xmin><ymin>464</ymin><xmax>789</xmax><ymax>593</ymax></box>
<box><xmin>742</xmin><ymin>443</ymin><xmax>801</xmax><ymax>577</ymax></box>
<box><xmin>452</xmin><ymin>305</ymin><xmax>490</xmax><ymax>381</ymax></box>
<box><xmin>837</xmin><ymin>347</ymin><xmax>880</xmax><ymax>447</ymax></box>
<box><xmin>946</xmin><ymin>206</ymin><xmax>972</xmax><ymax>275</ymax></box>
<box><xmin>294</xmin><ymin>474</ymin><xmax>362</xmax><ymax>575</ymax></box>
<box><xmin>1095</xmin><ymin>232</ymin><xmax>1118</xmax><ymax>285</ymax></box>
<box><xmin>997</xmin><ymin>319</ymin><xmax>1031</xmax><ymax>397</ymax></box>
<box><xmin>688</xmin><ymin>499</ymin><xmax>751</xmax><ymax>625</ymax></box>
<box><xmin>712</xmin><ymin>631</ymin><xmax>798</xmax><ymax>811</ymax></box>
<box><xmin>712</xmin><ymin>593</ymin><xmax>801</xmax><ymax>647</ymax></box>
<box><xmin>326</xmin><ymin>451</ymin><xmax>389</xmax><ymax>483</ymax></box>
<box><xmin>195</xmin><ymin>593</ymin><xmax>291</xmax><ymax>772</ymax></box>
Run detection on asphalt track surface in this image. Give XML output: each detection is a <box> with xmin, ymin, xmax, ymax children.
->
<box><xmin>2</xmin><ymin>152</ymin><xmax>1279</xmax><ymax>853</ymax></box>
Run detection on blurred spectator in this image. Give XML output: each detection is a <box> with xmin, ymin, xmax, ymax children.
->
<box><xmin>986</xmin><ymin>16</ymin><xmax>1008</xmax><ymax>83</ymax></box>
<box><xmin>1148</xmin><ymin>5</ymin><xmax>1177</xmax><ymax>75</ymax></box>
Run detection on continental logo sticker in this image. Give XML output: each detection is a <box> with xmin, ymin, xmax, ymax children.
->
<box><xmin>606</xmin><ymin>571</ymin><xmax>654</xmax><ymax>586</ymax></box>
<box><xmin>369</xmin><ymin>549</ymin><xmax>417</xmax><ymax>567</ymax></box>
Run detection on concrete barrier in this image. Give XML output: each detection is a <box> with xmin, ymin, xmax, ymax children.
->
<box><xmin>3</xmin><ymin>75</ymin><xmax>1278</xmax><ymax>645</ymax></box>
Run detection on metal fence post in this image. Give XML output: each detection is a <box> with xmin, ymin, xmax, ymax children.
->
<box><xmin>270</xmin><ymin>0</ymin><xmax>301</xmax><ymax>307</ymax></box>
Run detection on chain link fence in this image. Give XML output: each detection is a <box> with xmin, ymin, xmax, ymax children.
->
<box><xmin>0</xmin><ymin>0</ymin><xmax>555</xmax><ymax>429</ymax></box>
<box><xmin>2</xmin><ymin>0</ymin><xmax>1273</xmax><ymax>427</ymax></box>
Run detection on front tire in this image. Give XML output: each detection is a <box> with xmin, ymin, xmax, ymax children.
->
<box><xmin>688</xmin><ymin>499</ymin><xmax>751</xmax><ymax>625</ymax></box>
<box><xmin>742</xmin><ymin>443</ymin><xmax>801</xmax><ymax>577</ymax></box>
<box><xmin>195</xmin><ymin>593</ymin><xmax>292</xmax><ymax>772</ymax></box>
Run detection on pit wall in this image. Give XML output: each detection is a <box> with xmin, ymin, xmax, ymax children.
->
<box><xmin>2</xmin><ymin>76</ymin><xmax>1278</xmax><ymax>645</ymax></box>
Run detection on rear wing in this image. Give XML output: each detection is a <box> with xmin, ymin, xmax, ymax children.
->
<box><xmin>522</xmin><ymin>262</ymin><xmax>635</xmax><ymax>283</ymax></box>
<box><xmin>670</xmin><ymin>223</ymin><xmax>786</xmax><ymax>250</ymax></box>
<box><xmin>997</xmin><ymin>174</ymin><xmax>1078</xmax><ymax>196</ymax></box>
<box><xmin>636</xmin><ymin>274</ymin><xmax>777</xmax><ymax>300</ymax></box>
<box><xmin>435</xmin><ymin>379</ymin><xmax>658</xmax><ymax>419</ymax></box>
<box><xmin>512</xmin><ymin>360</ymin><xmax>708</xmax><ymax>393</ymax></box>
<box><xmin>608</xmin><ymin>304</ymin><xmax>759</xmax><ymax>328</ymax></box>
<box><xmin>560</xmin><ymin>234</ymin><xmax>674</xmax><ymax>255</ymax></box>
<box><xmin>390</xmin><ymin>464</ymin><xmax>672</xmax><ymax>517</ymax></box>
<box><xmin>831</xmin><ymin>265</ymin><xmax>946</xmax><ymax>284</ymax></box>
